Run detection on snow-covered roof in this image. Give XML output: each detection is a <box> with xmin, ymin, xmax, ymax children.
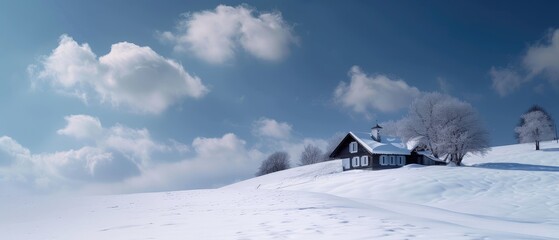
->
<box><xmin>416</xmin><ymin>150</ymin><xmax>446</xmax><ymax>163</ymax></box>
<box><xmin>348</xmin><ymin>132</ymin><xmax>411</xmax><ymax>155</ymax></box>
<box><xmin>406</xmin><ymin>136</ymin><xmax>425</xmax><ymax>150</ymax></box>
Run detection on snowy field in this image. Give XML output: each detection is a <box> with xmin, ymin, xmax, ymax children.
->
<box><xmin>1</xmin><ymin>141</ymin><xmax>559</xmax><ymax>239</ymax></box>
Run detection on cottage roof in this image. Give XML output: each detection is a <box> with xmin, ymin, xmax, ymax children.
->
<box><xmin>348</xmin><ymin>132</ymin><xmax>411</xmax><ymax>155</ymax></box>
<box><xmin>406</xmin><ymin>136</ymin><xmax>425</xmax><ymax>150</ymax></box>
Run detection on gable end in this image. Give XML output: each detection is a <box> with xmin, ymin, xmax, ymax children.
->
<box><xmin>329</xmin><ymin>132</ymin><xmax>372</xmax><ymax>159</ymax></box>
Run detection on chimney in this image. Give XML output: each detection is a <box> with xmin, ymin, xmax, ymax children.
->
<box><xmin>371</xmin><ymin>124</ymin><xmax>382</xmax><ymax>142</ymax></box>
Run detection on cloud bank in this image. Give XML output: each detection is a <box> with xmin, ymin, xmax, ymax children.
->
<box><xmin>334</xmin><ymin>66</ymin><xmax>421</xmax><ymax>116</ymax></box>
<box><xmin>30</xmin><ymin>35</ymin><xmax>208</xmax><ymax>114</ymax></box>
<box><xmin>0</xmin><ymin>115</ymin><xmax>193</xmax><ymax>192</ymax></box>
<box><xmin>86</xmin><ymin>133</ymin><xmax>264</xmax><ymax>193</ymax></box>
<box><xmin>159</xmin><ymin>5</ymin><xmax>297</xmax><ymax>64</ymax></box>
<box><xmin>0</xmin><ymin>115</ymin><xmax>335</xmax><ymax>194</ymax></box>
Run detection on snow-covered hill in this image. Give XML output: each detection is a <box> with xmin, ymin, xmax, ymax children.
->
<box><xmin>2</xmin><ymin>141</ymin><xmax>559</xmax><ymax>239</ymax></box>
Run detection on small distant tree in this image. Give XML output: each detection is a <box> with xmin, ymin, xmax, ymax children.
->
<box><xmin>515</xmin><ymin>105</ymin><xmax>554</xmax><ymax>143</ymax></box>
<box><xmin>256</xmin><ymin>151</ymin><xmax>290</xmax><ymax>176</ymax></box>
<box><xmin>299</xmin><ymin>144</ymin><xmax>323</xmax><ymax>166</ymax></box>
<box><xmin>515</xmin><ymin>110</ymin><xmax>554</xmax><ymax>150</ymax></box>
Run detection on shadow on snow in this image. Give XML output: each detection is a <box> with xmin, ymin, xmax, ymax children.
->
<box><xmin>473</xmin><ymin>162</ymin><xmax>559</xmax><ymax>172</ymax></box>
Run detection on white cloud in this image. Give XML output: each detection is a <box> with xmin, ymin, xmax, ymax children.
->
<box><xmin>159</xmin><ymin>5</ymin><xmax>297</xmax><ymax>64</ymax></box>
<box><xmin>57</xmin><ymin>115</ymin><xmax>103</xmax><ymax>140</ymax></box>
<box><xmin>57</xmin><ymin>114</ymin><xmax>173</xmax><ymax>167</ymax></box>
<box><xmin>524</xmin><ymin>29</ymin><xmax>559</xmax><ymax>86</ymax></box>
<box><xmin>97</xmin><ymin>42</ymin><xmax>208</xmax><ymax>113</ymax></box>
<box><xmin>102</xmin><ymin>124</ymin><xmax>170</xmax><ymax>167</ymax></box>
<box><xmin>334</xmin><ymin>66</ymin><xmax>421</xmax><ymax>116</ymax></box>
<box><xmin>31</xmin><ymin>35</ymin><xmax>208</xmax><ymax>114</ymax></box>
<box><xmin>40</xmin><ymin>147</ymin><xmax>140</xmax><ymax>183</ymax></box>
<box><xmin>0</xmin><ymin>136</ymin><xmax>44</xmax><ymax>188</ymax></box>
<box><xmin>0</xmin><ymin>136</ymin><xmax>31</xmax><ymax>165</ymax></box>
<box><xmin>35</xmin><ymin>35</ymin><xmax>98</xmax><ymax>88</ymax></box>
<box><xmin>489</xmin><ymin>67</ymin><xmax>525</xmax><ymax>97</ymax></box>
<box><xmin>490</xmin><ymin>29</ymin><xmax>559</xmax><ymax>96</ymax></box>
<box><xmin>0</xmin><ymin>137</ymin><xmax>141</xmax><ymax>191</ymax></box>
<box><xmin>252</xmin><ymin>117</ymin><xmax>292</xmax><ymax>139</ymax></box>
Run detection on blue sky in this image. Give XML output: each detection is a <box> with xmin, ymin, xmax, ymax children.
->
<box><xmin>1</xmin><ymin>1</ymin><xmax>559</xmax><ymax>194</ymax></box>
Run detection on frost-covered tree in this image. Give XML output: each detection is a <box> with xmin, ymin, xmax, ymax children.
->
<box><xmin>256</xmin><ymin>151</ymin><xmax>290</xmax><ymax>176</ymax></box>
<box><xmin>515</xmin><ymin>110</ymin><xmax>554</xmax><ymax>150</ymax></box>
<box><xmin>515</xmin><ymin>105</ymin><xmax>555</xmax><ymax>143</ymax></box>
<box><xmin>299</xmin><ymin>144</ymin><xmax>323</xmax><ymax>166</ymax></box>
<box><xmin>399</xmin><ymin>92</ymin><xmax>489</xmax><ymax>166</ymax></box>
<box><xmin>380</xmin><ymin>119</ymin><xmax>407</xmax><ymax>139</ymax></box>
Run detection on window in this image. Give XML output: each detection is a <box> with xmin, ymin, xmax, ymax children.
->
<box><xmin>389</xmin><ymin>156</ymin><xmax>395</xmax><ymax>165</ymax></box>
<box><xmin>397</xmin><ymin>156</ymin><xmax>405</xmax><ymax>166</ymax></box>
<box><xmin>360</xmin><ymin>156</ymin><xmax>369</xmax><ymax>166</ymax></box>
<box><xmin>349</xmin><ymin>142</ymin><xmax>358</xmax><ymax>153</ymax></box>
<box><xmin>380</xmin><ymin>155</ymin><xmax>405</xmax><ymax>166</ymax></box>
<box><xmin>351</xmin><ymin>156</ymin><xmax>360</xmax><ymax>167</ymax></box>
<box><xmin>380</xmin><ymin>155</ymin><xmax>388</xmax><ymax>166</ymax></box>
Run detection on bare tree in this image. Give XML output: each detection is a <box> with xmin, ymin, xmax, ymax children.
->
<box><xmin>399</xmin><ymin>92</ymin><xmax>489</xmax><ymax>166</ymax></box>
<box><xmin>299</xmin><ymin>144</ymin><xmax>323</xmax><ymax>166</ymax></box>
<box><xmin>515</xmin><ymin>110</ymin><xmax>554</xmax><ymax>150</ymax></box>
<box><xmin>256</xmin><ymin>151</ymin><xmax>290</xmax><ymax>176</ymax></box>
